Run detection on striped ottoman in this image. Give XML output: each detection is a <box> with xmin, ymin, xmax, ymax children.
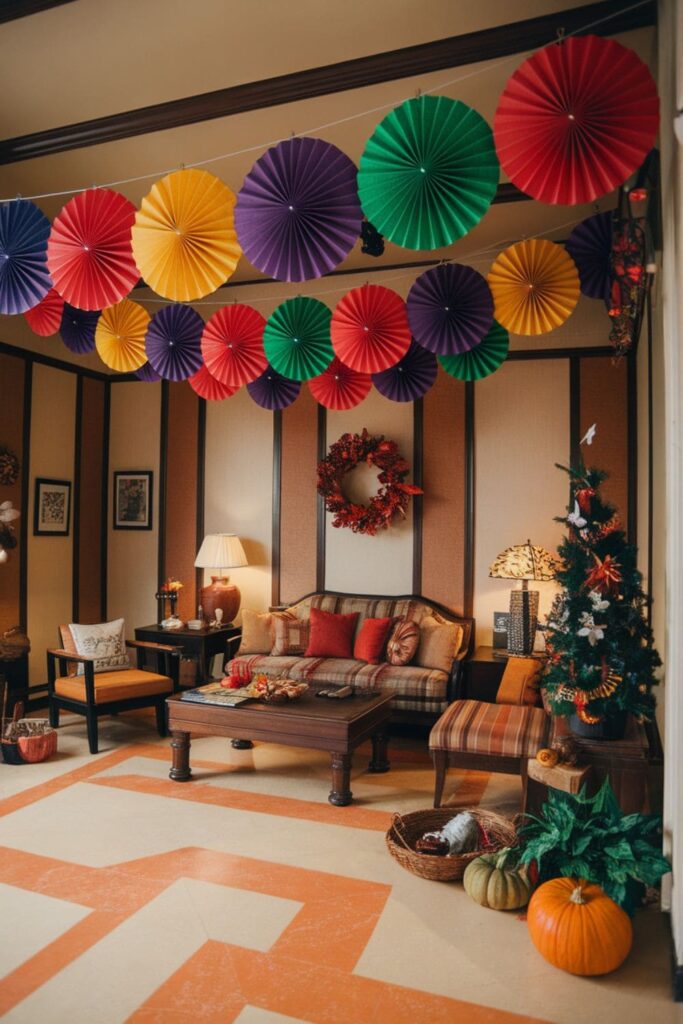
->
<box><xmin>429</xmin><ymin>699</ymin><xmax>550</xmax><ymax>807</ymax></box>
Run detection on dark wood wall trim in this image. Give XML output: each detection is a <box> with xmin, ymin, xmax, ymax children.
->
<box><xmin>509</xmin><ymin>346</ymin><xmax>614</xmax><ymax>361</ymax></box>
<box><xmin>271</xmin><ymin>410</ymin><xmax>282</xmax><ymax>608</ymax></box>
<box><xmin>157</xmin><ymin>381</ymin><xmax>169</xmax><ymax>590</ymax></box>
<box><xmin>627</xmin><ymin>349</ymin><xmax>638</xmax><ymax>546</ymax></box>
<box><xmin>464</xmin><ymin>381</ymin><xmax>475</xmax><ymax>620</ymax></box>
<box><xmin>101</xmin><ymin>379</ymin><xmax>110</xmax><ymax>620</ymax></box>
<box><xmin>569</xmin><ymin>356</ymin><xmax>581</xmax><ymax>466</ymax></box>
<box><xmin>195</xmin><ymin>398</ymin><xmax>206</xmax><ymax>604</ymax></box>
<box><xmin>0</xmin><ymin>0</ymin><xmax>655</xmax><ymax>165</ymax></box>
<box><xmin>316</xmin><ymin>404</ymin><xmax>327</xmax><ymax>593</ymax></box>
<box><xmin>412</xmin><ymin>398</ymin><xmax>424</xmax><ymax>595</ymax></box>
<box><xmin>0</xmin><ymin>1</ymin><xmax>74</xmax><ymax>24</ymax></box>
<box><xmin>19</xmin><ymin>360</ymin><xmax>32</xmax><ymax>632</ymax></box>
<box><xmin>0</xmin><ymin>341</ymin><xmax>111</xmax><ymax>380</ymax></box>
<box><xmin>72</xmin><ymin>374</ymin><xmax>83</xmax><ymax>620</ymax></box>
<box><xmin>646</xmin><ymin>283</ymin><xmax>654</xmax><ymax>622</ymax></box>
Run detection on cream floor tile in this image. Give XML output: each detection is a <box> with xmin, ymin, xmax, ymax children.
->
<box><xmin>4</xmin><ymin>879</ymin><xmax>300</xmax><ymax>1024</ymax></box>
<box><xmin>0</xmin><ymin>883</ymin><xmax>90</xmax><ymax>979</ymax></box>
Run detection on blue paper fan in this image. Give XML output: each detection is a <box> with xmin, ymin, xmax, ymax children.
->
<box><xmin>0</xmin><ymin>200</ymin><xmax>52</xmax><ymax>315</ymax></box>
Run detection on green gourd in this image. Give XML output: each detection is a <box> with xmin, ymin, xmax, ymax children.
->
<box><xmin>463</xmin><ymin>847</ymin><xmax>531</xmax><ymax>911</ymax></box>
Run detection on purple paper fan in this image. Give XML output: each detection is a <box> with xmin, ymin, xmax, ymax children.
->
<box><xmin>565</xmin><ymin>211</ymin><xmax>612</xmax><ymax>302</ymax></box>
<box><xmin>59</xmin><ymin>303</ymin><xmax>99</xmax><ymax>354</ymax></box>
<box><xmin>0</xmin><ymin>199</ymin><xmax>53</xmax><ymax>315</ymax></box>
<box><xmin>407</xmin><ymin>263</ymin><xmax>493</xmax><ymax>355</ymax></box>
<box><xmin>247</xmin><ymin>365</ymin><xmax>300</xmax><ymax>410</ymax></box>
<box><xmin>134</xmin><ymin>361</ymin><xmax>161</xmax><ymax>382</ymax></box>
<box><xmin>372</xmin><ymin>340</ymin><xmax>437</xmax><ymax>402</ymax></box>
<box><xmin>145</xmin><ymin>304</ymin><xmax>204</xmax><ymax>382</ymax></box>
<box><xmin>235</xmin><ymin>137</ymin><xmax>362</xmax><ymax>282</ymax></box>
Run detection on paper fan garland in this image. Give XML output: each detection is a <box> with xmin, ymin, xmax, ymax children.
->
<box><xmin>95</xmin><ymin>299</ymin><xmax>150</xmax><ymax>372</ymax></box>
<box><xmin>23</xmin><ymin>287</ymin><xmax>64</xmax><ymax>336</ymax></box>
<box><xmin>247</xmin><ymin>366</ymin><xmax>301</xmax><ymax>410</ymax></box>
<box><xmin>407</xmin><ymin>263</ymin><xmax>493</xmax><ymax>355</ymax></box>
<box><xmin>331</xmin><ymin>284</ymin><xmax>411</xmax><ymax>373</ymax></box>
<box><xmin>60</xmin><ymin>304</ymin><xmax>99</xmax><ymax>354</ymax></box>
<box><xmin>47</xmin><ymin>189</ymin><xmax>139</xmax><ymax>311</ymax></box>
<box><xmin>263</xmin><ymin>297</ymin><xmax>333</xmax><ymax>380</ymax></box>
<box><xmin>494</xmin><ymin>36</ymin><xmax>659</xmax><ymax>205</ymax></box>
<box><xmin>373</xmin><ymin>340</ymin><xmax>437</xmax><ymax>402</ymax></box>
<box><xmin>201</xmin><ymin>303</ymin><xmax>267</xmax><ymax>386</ymax></box>
<box><xmin>188</xmin><ymin>366</ymin><xmax>239</xmax><ymax>401</ymax></box>
<box><xmin>145</xmin><ymin>303</ymin><xmax>204</xmax><ymax>381</ymax></box>
<box><xmin>308</xmin><ymin>357</ymin><xmax>371</xmax><ymax>410</ymax></box>
<box><xmin>235</xmin><ymin>137</ymin><xmax>362</xmax><ymax>282</ymax></box>
<box><xmin>565</xmin><ymin>211</ymin><xmax>612</xmax><ymax>302</ymax></box>
<box><xmin>439</xmin><ymin>320</ymin><xmax>509</xmax><ymax>381</ymax></box>
<box><xmin>358</xmin><ymin>96</ymin><xmax>499</xmax><ymax>250</ymax></box>
<box><xmin>132</xmin><ymin>169</ymin><xmax>241</xmax><ymax>301</ymax></box>
<box><xmin>134</xmin><ymin>361</ymin><xmax>161</xmax><ymax>382</ymax></box>
<box><xmin>488</xmin><ymin>239</ymin><xmax>580</xmax><ymax>335</ymax></box>
<box><xmin>0</xmin><ymin>199</ymin><xmax>52</xmax><ymax>315</ymax></box>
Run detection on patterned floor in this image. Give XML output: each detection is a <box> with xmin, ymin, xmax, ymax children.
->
<box><xmin>0</xmin><ymin>711</ymin><xmax>679</xmax><ymax>1024</ymax></box>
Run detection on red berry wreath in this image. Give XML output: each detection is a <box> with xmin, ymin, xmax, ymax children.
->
<box><xmin>317</xmin><ymin>428</ymin><xmax>422</xmax><ymax>536</ymax></box>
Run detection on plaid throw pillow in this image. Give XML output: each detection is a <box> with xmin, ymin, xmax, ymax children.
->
<box><xmin>270</xmin><ymin>613</ymin><xmax>310</xmax><ymax>656</ymax></box>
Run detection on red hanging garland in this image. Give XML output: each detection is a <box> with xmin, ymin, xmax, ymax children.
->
<box><xmin>317</xmin><ymin>428</ymin><xmax>422</xmax><ymax>536</ymax></box>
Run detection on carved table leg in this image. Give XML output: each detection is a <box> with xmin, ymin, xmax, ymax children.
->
<box><xmin>169</xmin><ymin>730</ymin><xmax>192</xmax><ymax>781</ymax></box>
<box><xmin>231</xmin><ymin>739</ymin><xmax>253</xmax><ymax>750</ymax></box>
<box><xmin>369</xmin><ymin>729</ymin><xmax>390</xmax><ymax>773</ymax></box>
<box><xmin>329</xmin><ymin>752</ymin><xmax>353</xmax><ymax>806</ymax></box>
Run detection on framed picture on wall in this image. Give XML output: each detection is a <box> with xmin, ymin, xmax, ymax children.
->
<box><xmin>33</xmin><ymin>478</ymin><xmax>71</xmax><ymax>536</ymax></box>
<box><xmin>113</xmin><ymin>471</ymin><xmax>153</xmax><ymax>531</ymax></box>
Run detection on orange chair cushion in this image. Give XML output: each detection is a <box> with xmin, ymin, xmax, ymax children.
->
<box><xmin>54</xmin><ymin>670</ymin><xmax>172</xmax><ymax>705</ymax></box>
<box><xmin>495</xmin><ymin>657</ymin><xmax>544</xmax><ymax>706</ymax></box>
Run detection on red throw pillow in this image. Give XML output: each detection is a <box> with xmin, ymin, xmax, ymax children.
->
<box><xmin>354</xmin><ymin>617</ymin><xmax>393</xmax><ymax>664</ymax></box>
<box><xmin>305</xmin><ymin>607</ymin><xmax>359</xmax><ymax>658</ymax></box>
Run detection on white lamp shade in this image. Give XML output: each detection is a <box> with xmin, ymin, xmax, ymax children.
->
<box><xmin>194</xmin><ymin>533</ymin><xmax>248</xmax><ymax>570</ymax></box>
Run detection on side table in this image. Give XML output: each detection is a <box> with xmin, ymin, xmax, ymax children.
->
<box><xmin>462</xmin><ymin>646</ymin><xmax>508</xmax><ymax>701</ymax></box>
<box><xmin>134</xmin><ymin>623</ymin><xmax>241</xmax><ymax>686</ymax></box>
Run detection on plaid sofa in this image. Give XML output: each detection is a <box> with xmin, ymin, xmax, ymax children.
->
<box><xmin>227</xmin><ymin>592</ymin><xmax>473</xmax><ymax>720</ymax></box>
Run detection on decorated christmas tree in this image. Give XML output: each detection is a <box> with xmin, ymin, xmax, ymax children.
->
<box><xmin>543</xmin><ymin>456</ymin><xmax>660</xmax><ymax>727</ymax></box>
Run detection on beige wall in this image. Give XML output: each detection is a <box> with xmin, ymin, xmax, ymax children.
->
<box><xmin>26</xmin><ymin>365</ymin><xmax>76</xmax><ymax>683</ymax></box>
<box><xmin>204</xmin><ymin>387</ymin><xmax>273</xmax><ymax>619</ymax></box>
<box><xmin>107</xmin><ymin>382</ymin><xmax>161</xmax><ymax>635</ymax></box>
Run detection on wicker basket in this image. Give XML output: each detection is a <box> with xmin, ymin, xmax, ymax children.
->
<box><xmin>386</xmin><ymin>808</ymin><xmax>517</xmax><ymax>882</ymax></box>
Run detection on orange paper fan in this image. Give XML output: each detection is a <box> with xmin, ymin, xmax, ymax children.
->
<box><xmin>487</xmin><ymin>239</ymin><xmax>579</xmax><ymax>336</ymax></box>
<box><xmin>95</xmin><ymin>299</ymin><xmax>150</xmax><ymax>372</ymax></box>
<box><xmin>188</xmin><ymin>365</ymin><xmax>239</xmax><ymax>401</ymax></box>
<box><xmin>132</xmin><ymin>169</ymin><xmax>241</xmax><ymax>301</ymax></box>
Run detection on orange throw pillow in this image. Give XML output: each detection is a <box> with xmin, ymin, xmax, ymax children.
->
<box><xmin>496</xmin><ymin>657</ymin><xmax>544</xmax><ymax>706</ymax></box>
<box><xmin>305</xmin><ymin>607</ymin><xmax>359</xmax><ymax>659</ymax></box>
<box><xmin>354</xmin><ymin>616</ymin><xmax>393</xmax><ymax>664</ymax></box>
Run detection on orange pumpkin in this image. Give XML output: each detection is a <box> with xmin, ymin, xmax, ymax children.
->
<box><xmin>527</xmin><ymin>878</ymin><xmax>633</xmax><ymax>976</ymax></box>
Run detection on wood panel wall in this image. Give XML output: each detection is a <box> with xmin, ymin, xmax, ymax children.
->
<box><xmin>278</xmin><ymin>388</ymin><xmax>319</xmax><ymax>606</ymax></box>
<box><xmin>162</xmin><ymin>382</ymin><xmax>201</xmax><ymax>622</ymax></box>
<box><xmin>0</xmin><ymin>353</ymin><xmax>27</xmax><ymax>631</ymax></box>
<box><xmin>580</xmin><ymin>356</ymin><xmax>629</xmax><ymax>529</ymax></box>
<box><xmin>73</xmin><ymin>376</ymin><xmax>106</xmax><ymax>622</ymax></box>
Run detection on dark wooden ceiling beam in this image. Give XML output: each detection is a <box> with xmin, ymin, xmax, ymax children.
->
<box><xmin>0</xmin><ymin>0</ymin><xmax>655</xmax><ymax>165</ymax></box>
<box><xmin>0</xmin><ymin>1</ymin><xmax>75</xmax><ymax>24</ymax></box>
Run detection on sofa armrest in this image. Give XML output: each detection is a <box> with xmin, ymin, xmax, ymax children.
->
<box><xmin>447</xmin><ymin>649</ymin><xmax>468</xmax><ymax>702</ymax></box>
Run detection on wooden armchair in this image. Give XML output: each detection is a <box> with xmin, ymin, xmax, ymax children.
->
<box><xmin>429</xmin><ymin>656</ymin><xmax>550</xmax><ymax>807</ymax></box>
<box><xmin>47</xmin><ymin>636</ymin><xmax>181</xmax><ymax>754</ymax></box>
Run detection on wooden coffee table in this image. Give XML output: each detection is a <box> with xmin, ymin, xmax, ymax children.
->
<box><xmin>166</xmin><ymin>690</ymin><xmax>393</xmax><ymax>806</ymax></box>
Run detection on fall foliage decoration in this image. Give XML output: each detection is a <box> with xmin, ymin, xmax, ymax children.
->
<box><xmin>317</xmin><ymin>429</ymin><xmax>422</xmax><ymax>535</ymax></box>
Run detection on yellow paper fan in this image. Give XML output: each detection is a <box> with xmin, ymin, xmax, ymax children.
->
<box><xmin>95</xmin><ymin>299</ymin><xmax>150</xmax><ymax>372</ymax></box>
<box><xmin>487</xmin><ymin>239</ymin><xmax>579</xmax><ymax>336</ymax></box>
<box><xmin>131</xmin><ymin>169</ymin><xmax>241</xmax><ymax>301</ymax></box>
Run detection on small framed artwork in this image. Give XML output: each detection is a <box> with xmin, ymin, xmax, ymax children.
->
<box><xmin>492</xmin><ymin>610</ymin><xmax>510</xmax><ymax>649</ymax></box>
<box><xmin>34</xmin><ymin>478</ymin><xmax>71</xmax><ymax>536</ymax></box>
<box><xmin>113</xmin><ymin>471</ymin><xmax>153</xmax><ymax>531</ymax></box>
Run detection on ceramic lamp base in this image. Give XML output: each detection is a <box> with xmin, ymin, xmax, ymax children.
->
<box><xmin>200</xmin><ymin>576</ymin><xmax>240</xmax><ymax>625</ymax></box>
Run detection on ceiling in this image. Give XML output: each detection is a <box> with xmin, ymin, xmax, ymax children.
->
<box><xmin>0</xmin><ymin>0</ymin><xmax>659</xmax><ymax>371</ymax></box>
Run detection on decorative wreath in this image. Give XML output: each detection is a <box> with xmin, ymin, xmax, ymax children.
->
<box><xmin>317</xmin><ymin>428</ymin><xmax>422</xmax><ymax>536</ymax></box>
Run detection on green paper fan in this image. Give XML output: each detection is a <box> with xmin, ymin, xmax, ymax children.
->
<box><xmin>358</xmin><ymin>96</ymin><xmax>500</xmax><ymax>251</ymax></box>
<box><xmin>263</xmin><ymin>296</ymin><xmax>333</xmax><ymax>381</ymax></box>
<box><xmin>438</xmin><ymin>319</ymin><xmax>509</xmax><ymax>381</ymax></box>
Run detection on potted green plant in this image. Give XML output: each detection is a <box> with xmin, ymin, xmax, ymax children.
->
<box><xmin>519</xmin><ymin>779</ymin><xmax>670</xmax><ymax>916</ymax></box>
<box><xmin>543</xmin><ymin>461</ymin><xmax>660</xmax><ymax>738</ymax></box>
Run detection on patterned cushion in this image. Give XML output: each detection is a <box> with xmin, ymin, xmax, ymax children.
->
<box><xmin>429</xmin><ymin>700</ymin><xmax>549</xmax><ymax>758</ymax></box>
<box><xmin>64</xmin><ymin>619</ymin><xmax>130</xmax><ymax>676</ymax></box>
<box><xmin>54</xmin><ymin>670</ymin><xmax>172</xmax><ymax>704</ymax></box>
<box><xmin>270</xmin><ymin>613</ymin><xmax>310</xmax><ymax>656</ymax></box>
<box><xmin>238</xmin><ymin>609</ymin><xmax>274</xmax><ymax>655</ymax></box>
<box><xmin>386</xmin><ymin>618</ymin><xmax>419</xmax><ymax>665</ymax></box>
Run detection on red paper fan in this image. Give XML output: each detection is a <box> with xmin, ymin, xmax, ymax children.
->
<box><xmin>201</xmin><ymin>304</ymin><xmax>267</xmax><ymax>386</ymax></box>
<box><xmin>308</xmin><ymin>357</ymin><xmax>371</xmax><ymax>410</ymax></box>
<box><xmin>47</xmin><ymin>189</ymin><xmax>139</xmax><ymax>310</ymax></box>
<box><xmin>494</xmin><ymin>36</ymin><xmax>659</xmax><ymax>205</ymax></box>
<box><xmin>331</xmin><ymin>285</ymin><xmax>411</xmax><ymax>373</ymax></box>
<box><xmin>188</xmin><ymin>365</ymin><xmax>239</xmax><ymax>401</ymax></box>
<box><xmin>23</xmin><ymin>287</ymin><xmax>64</xmax><ymax>336</ymax></box>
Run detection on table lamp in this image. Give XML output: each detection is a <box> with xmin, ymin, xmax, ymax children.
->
<box><xmin>194</xmin><ymin>533</ymin><xmax>248</xmax><ymax>625</ymax></box>
<box><xmin>489</xmin><ymin>540</ymin><xmax>557</xmax><ymax>655</ymax></box>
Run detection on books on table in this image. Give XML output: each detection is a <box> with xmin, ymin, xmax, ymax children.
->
<box><xmin>180</xmin><ymin>682</ymin><xmax>251</xmax><ymax>707</ymax></box>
